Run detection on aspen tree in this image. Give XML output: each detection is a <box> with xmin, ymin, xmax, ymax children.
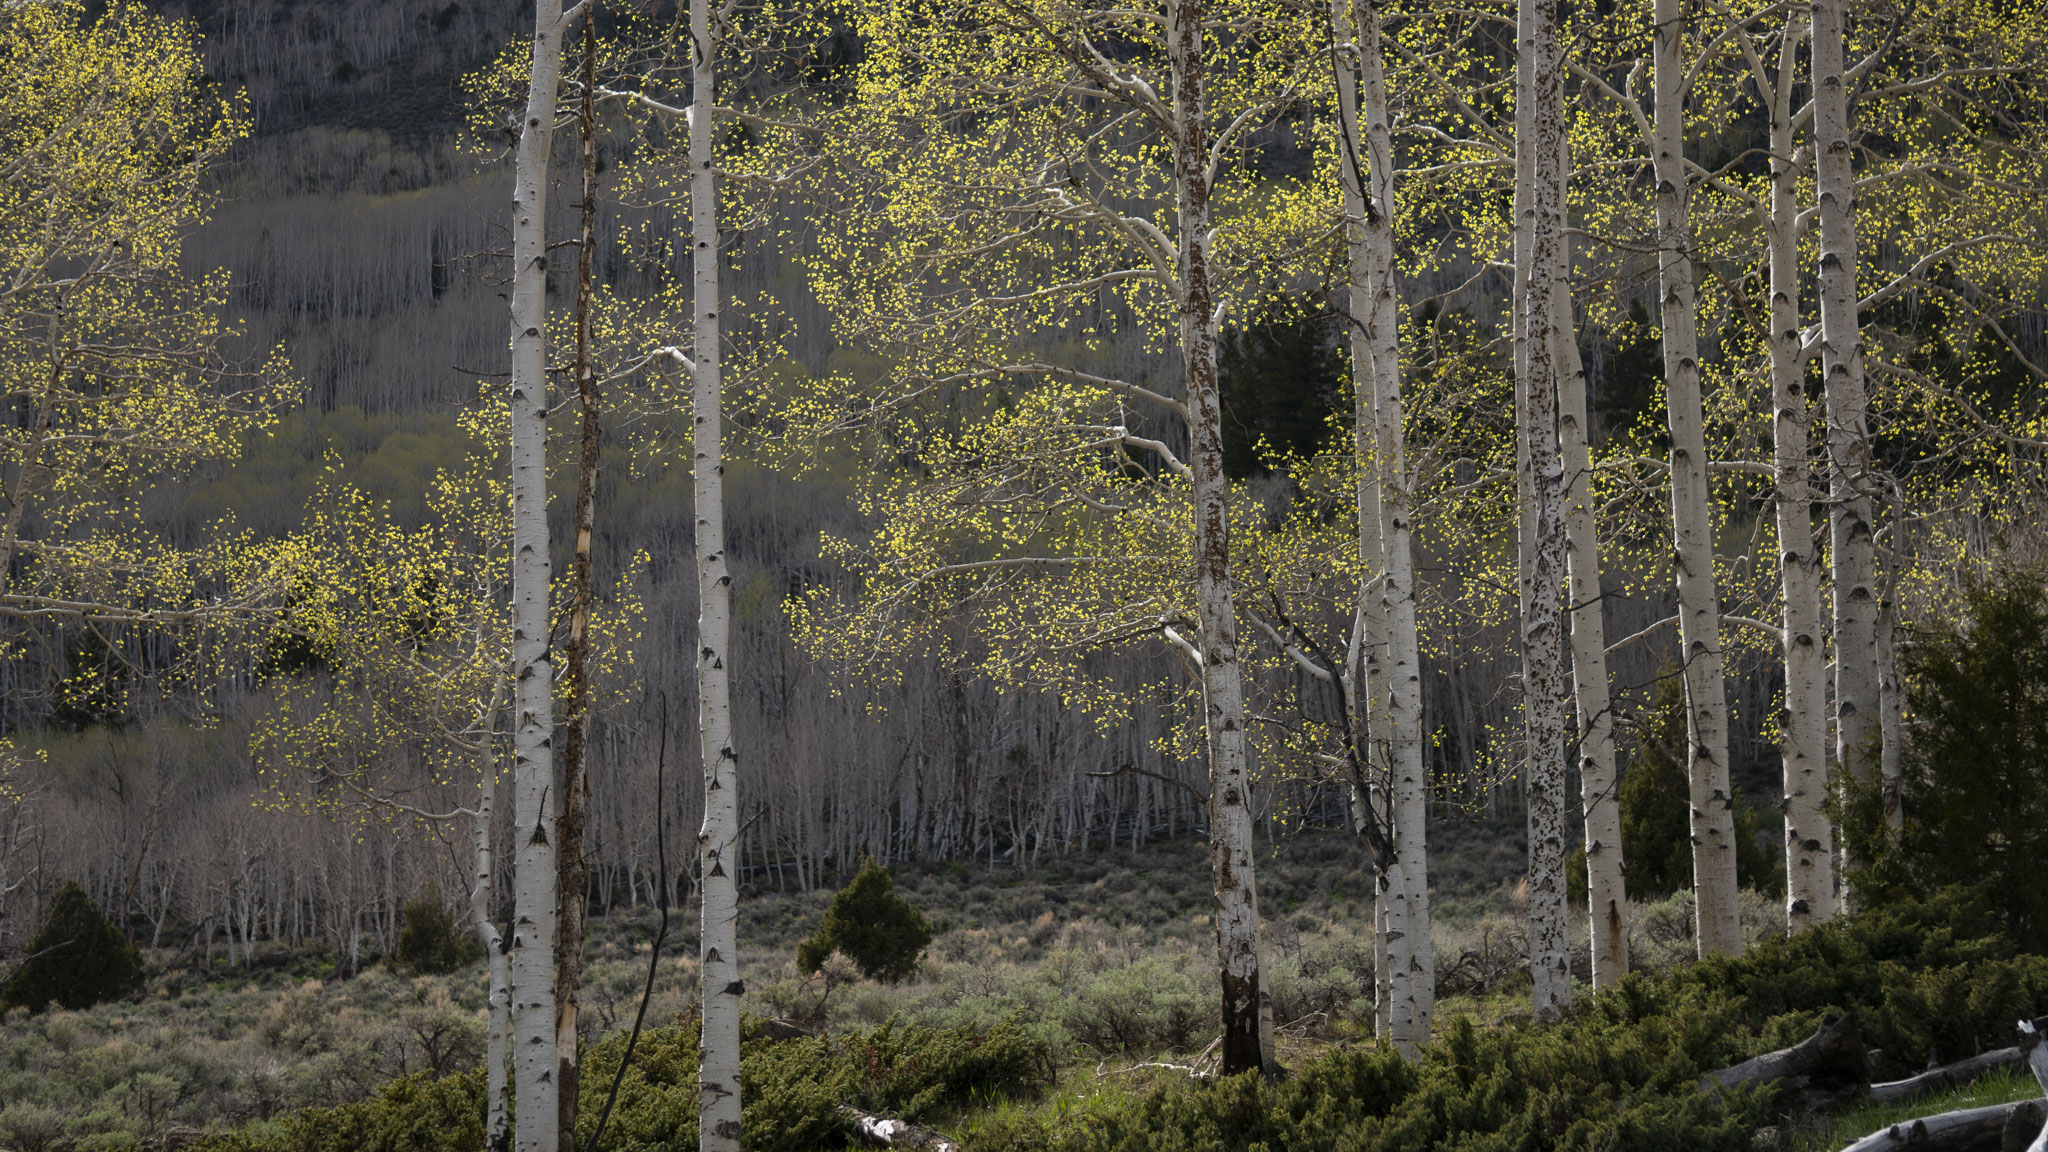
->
<box><xmin>1338</xmin><ymin>0</ymin><xmax>1433</xmax><ymax>1046</ymax></box>
<box><xmin>1650</xmin><ymin>0</ymin><xmax>1742</xmax><ymax>957</ymax></box>
<box><xmin>507</xmin><ymin>0</ymin><xmax>574</xmax><ymax>1145</ymax></box>
<box><xmin>0</xmin><ymin>1</ymin><xmax>292</xmax><ymax>634</ymax></box>
<box><xmin>1517</xmin><ymin>0</ymin><xmax>1576</xmax><ymax>1019</ymax></box>
<box><xmin>689</xmin><ymin>0</ymin><xmax>745</xmax><ymax>1133</ymax></box>
<box><xmin>1333</xmin><ymin>0</ymin><xmax>1408</xmax><ymax>1052</ymax></box>
<box><xmin>798</xmin><ymin>0</ymin><xmax>1325</xmax><ymax>1078</ymax></box>
<box><xmin>247</xmin><ymin>453</ymin><xmax>559</xmax><ymax>1152</ymax></box>
<box><xmin>1761</xmin><ymin>10</ymin><xmax>1834</xmax><ymax>929</ymax></box>
<box><xmin>1809</xmin><ymin>0</ymin><xmax>1880</xmax><ymax>895</ymax></box>
<box><xmin>1551</xmin><ymin>159</ymin><xmax>1629</xmax><ymax>985</ymax></box>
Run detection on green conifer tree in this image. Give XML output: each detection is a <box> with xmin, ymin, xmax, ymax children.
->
<box><xmin>798</xmin><ymin>859</ymin><xmax>932</xmax><ymax>982</ymax></box>
<box><xmin>2</xmin><ymin>881</ymin><xmax>143</xmax><ymax>1011</ymax></box>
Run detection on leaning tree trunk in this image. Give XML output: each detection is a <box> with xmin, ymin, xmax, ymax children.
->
<box><xmin>1355</xmin><ymin>0</ymin><xmax>1432</xmax><ymax>1044</ymax></box>
<box><xmin>1811</xmin><ymin>0</ymin><xmax>1881</xmax><ymax>892</ymax></box>
<box><xmin>1556</xmin><ymin>301</ymin><xmax>1626</xmax><ymax>979</ymax></box>
<box><xmin>1516</xmin><ymin>0</ymin><xmax>1574</xmax><ymax>1021</ymax></box>
<box><xmin>508</xmin><ymin>1</ymin><xmax>565</xmax><ymax>1147</ymax></box>
<box><xmin>1550</xmin><ymin>124</ymin><xmax>1627</xmax><ymax>987</ymax></box>
<box><xmin>1766</xmin><ymin>11</ymin><xmax>1834</xmax><ymax>930</ymax></box>
<box><xmin>471</xmin><ymin>680</ymin><xmax>513</xmax><ymax>1152</ymax></box>
<box><xmin>1167</xmin><ymin>0</ymin><xmax>1265</xmax><ymax>1079</ymax></box>
<box><xmin>1652</xmin><ymin>0</ymin><xmax>1742</xmax><ymax>957</ymax></box>
<box><xmin>691</xmin><ymin>0</ymin><xmax>744</xmax><ymax>1141</ymax></box>
<box><xmin>1335</xmin><ymin>0</ymin><xmax>1409</xmax><ymax>1051</ymax></box>
<box><xmin>556</xmin><ymin>12</ymin><xmax>600</xmax><ymax>1143</ymax></box>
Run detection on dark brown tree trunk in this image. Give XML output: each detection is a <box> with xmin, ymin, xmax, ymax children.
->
<box><xmin>556</xmin><ymin>9</ymin><xmax>600</xmax><ymax>1147</ymax></box>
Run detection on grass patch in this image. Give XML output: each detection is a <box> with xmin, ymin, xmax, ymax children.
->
<box><xmin>1786</xmin><ymin>1066</ymin><xmax>2045</xmax><ymax>1152</ymax></box>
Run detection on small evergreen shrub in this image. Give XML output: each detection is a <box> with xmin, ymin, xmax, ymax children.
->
<box><xmin>1</xmin><ymin>881</ymin><xmax>143</xmax><ymax>1012</ymax></box>
<box><xmin>1846</xmin><ymin>568</ymin><xmax>2048</xmax><ymax>951</ymax></box>
<box><xmin>394</xmin><ymin>881</ymin><xmax>482</xmax><ymax>975</ymax></box>
<box><xmin>798</xmin><ymin>859</ymin><xmax>932</xmax><ymax>982</ymax></box>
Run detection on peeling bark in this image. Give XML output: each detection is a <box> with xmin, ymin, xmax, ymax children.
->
<box><xmin>556</xmin><ymin>12</ymin><xmax>600</xmax><ymax>1142</ymax></box>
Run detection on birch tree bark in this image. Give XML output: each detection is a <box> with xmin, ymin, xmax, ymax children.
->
<box><xmin>1517</xmin><ymin>0</ymin><xmax>1575</xmax><ymax>1020</ymax></box>
<box><xmin>691</xmin><ymin>0</ymin><xmax>744</xmax><ymax>1137</ymax></box>
<box><xmin>508</xmin><ymin>2</ymin><xmax>566</xmax><ymax>1147</ymax></box>
<box><xmin>1355</xmin><ymin>0</ymin><xmax>1432</xmax><ymax>1043</ymax></box>
<box><xmin>1811</xmin><ymin>0</ymin><xmax>1880</xmax><ymax>890</ymax></box>
<box><xmin>1652</xmin><ymin>0</ymin><xmax>1742</xmax><ymax>957</ymax></box>
<box><xmin>1168</xmin><ymin>0</ymin><xmax>1266</xmax><ymax>1078</ymax></box>
<box><xmin>1550</xmin><ymin>135</ymin><xmax>1628</xmax><ymax>984</ymax></box>
<box><xmin>1764</xmin><ymin>12</ymin><xmax>1835</xmax><ymax>929</ymax></box>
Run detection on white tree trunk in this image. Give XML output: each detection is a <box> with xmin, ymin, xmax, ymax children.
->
<box><xmin>1878</xmin><ymin>587</ymin><xmax>1902</xmax><ymax>832</ymax></box>
<box><xmin>1517</xmin><ymin>0</ymin><xmax>1574</xmax><ymax>1021</ymax></box>
<box><xmin>1811</xmin><ymin>0</ymin><xmax>1881</xmax><ymax>885</ymax></box>
<box><xmin>1334</xmin><ymin>0</ymin><xmax>1401</xmax><ymax>1049</ymax></box>
<box><xmin>1355</xmin><ymin>0</ymin><xmax>1431</xmax><ymax>1043</ymax></box>
<box><xmin>508</xmin><ymin>2</ymin><xmax>564</xmax><ymax>1148</ymax></box>
<box><xmin>1653</xmin><ymin>0</ymin><xmax>1742</xmax><ymax>957</ymax></box>
<box><xmin>471</xmin><ymin>694</ymin><xmax>512</xmax><ymax>1152</ymax></box>
<box><xmin>1550</xmin><ymin>135</ymin><xmax>1627</xmax><ymax>986</ymax></box>
<box><xmin>691</xmin><ymin>0</ymin><xmax>743</xmax><ymax>1141</ymax></box>
<box><xmin>1167</xmin><ymin>0</ymin><xmax>1264</xmax><ymax>1078</ymax></box>
<box><xmin>1766</xmin><ymin>13</ymin><xmax>1835</xmax><ymax>930</ymax></box>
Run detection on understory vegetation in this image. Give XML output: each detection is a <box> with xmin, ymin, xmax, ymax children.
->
<box><xmin>7</xmin><ymin>821</ymin><xmax>2038</xmax><ymax>1151</ymax></box>
<box><xmin>75</xmin><ymin>887</ymin><xmax>2029</xmax><ymax>1152</ymax></box>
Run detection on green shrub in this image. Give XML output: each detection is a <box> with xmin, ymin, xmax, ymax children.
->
<box><xmin>569</xmin><ymin>1014</ymin><xmax>1051</xmax><ymax>1152</ymax></box>
<box><xmin>964</xmin><ymin>889</ymin><xmax>2048</xmax><ymax>1151</ymax></box>
<box><xmin>394</xmin><ymin>882</ymin><xmax>483</xmax><ymax>975</ymax></box>
<box><xmin>1</xmin><ymin>882</ymin><xmax>143</xmax><ymax>1012</ymax></box>
<box><xmin>798</xmin><ymin>859</ymin><xmax>932</xmax><ymax>982</ymax></box>
<box><xmin>1846</xmin><ymin>569</ymin><xmax>2048</xmax><ymax>951</ymax></box>
<box><xmin>185</xmin><ymin>1069</ymin><xmax>485</xmax><ymax>1152</ymax></box>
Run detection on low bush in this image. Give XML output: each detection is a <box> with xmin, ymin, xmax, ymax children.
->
<box><xmin>963</xmin><ymin>890</ymin><xmax>2048</xmax><ymax>1151</ymax></box>
<box><xmin>578</xmin><ymin>1013</ymin><xmax>1050</xmax><ymax>1152</ymax></box>
<box><xmin>185</xmin><ymin>1069</ymin><xmax>486</xmax><ymax>1152</ymax></box>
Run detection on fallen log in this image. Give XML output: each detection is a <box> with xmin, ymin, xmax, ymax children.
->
<box><xmin>1836</xmin><ymin>1100</ymin><xmax>2040</xmax><ymax>1152</ymax></box>
<box><xmin>1870</xmin><ymin>1049</ymin><xmax>2024</xmax><ymax>1103</ymax></box>
<box><xmin>841</xmin><ymin>1106</ymin><xmax>960</xmax><ymax>1151</ymax></box>
<box><xmin>1699</xmin><ymin>1013</ymin><xmax>1868</xmax><ymax>1113</ymax></box>
<box><xmin>2002</xmin><ymin>1100</ymin><xmax>2044</xmax><ymax>1152</ymax></box>
<box><xmin>2021</xmin><ymin>1020</ymin><xmax>2048</xmax><ymax>1152</ymax></box>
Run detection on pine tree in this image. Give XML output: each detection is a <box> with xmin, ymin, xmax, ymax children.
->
<box><xmin>2</xmin><ymin>882</ymin><xmax>143</xmax><ymax>1012</ymax></box>
<box><xmin>798</xmin><ymin>860</ymin><xmax>932</xmax><ymax>983</ymax></box>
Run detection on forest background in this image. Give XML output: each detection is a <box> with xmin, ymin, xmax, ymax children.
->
<box><xmin>2</xmin><ymin>0</ymin><xmax>2048</xmax><ymax>1148</ymax></box>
